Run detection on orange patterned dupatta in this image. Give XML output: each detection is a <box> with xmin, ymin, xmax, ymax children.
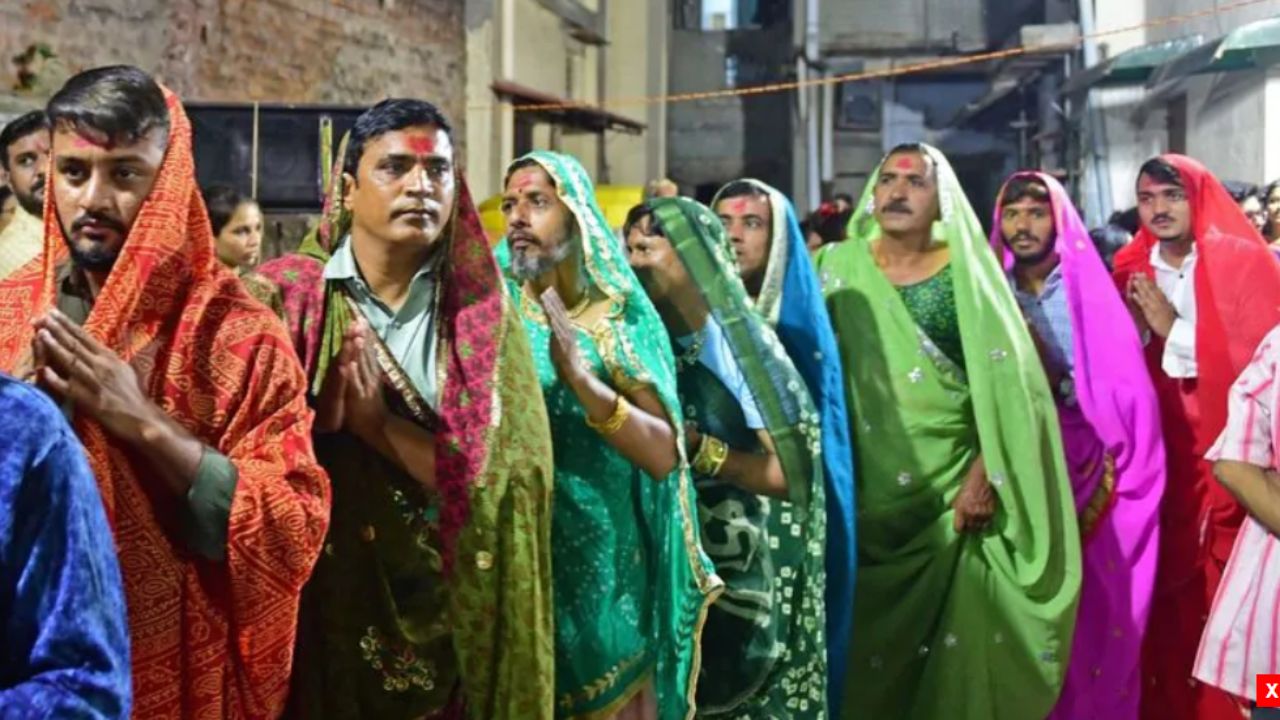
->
<box><xmin>0</xmin><ymin>91</ymin><xmax>331</xmax><ymax>718</ymax></box>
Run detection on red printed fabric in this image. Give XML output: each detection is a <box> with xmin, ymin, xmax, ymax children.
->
<box><xmin>0</xmin><ymin>91</ymin><xmax>331</xmax><ymax>719</ymax></box>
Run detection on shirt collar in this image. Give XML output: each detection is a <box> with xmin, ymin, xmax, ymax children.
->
<box><xmin>1149</xmin><ymin>241</ymin><xmax>1197</xmax><ymax>273</ymax></box>
<box><xmin>1008</xmin><ymin>262</ymin><xmax>1065</xmax><ymax>298</ymax></box>
<box><xmin>323</xmin><ymin>235</ymin><xmax>444</xmax><ymax>284</ymax></box>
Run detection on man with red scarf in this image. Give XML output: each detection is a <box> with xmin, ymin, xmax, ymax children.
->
<box><xmin>1113</xmin><ymin>154</ymin><xmax>1280</xmax><ymax>719</ymax></box>
<box><xmin>0</xmin><ymin>65</ymin><xmax>331</xmax><ymax>718</ymax></box>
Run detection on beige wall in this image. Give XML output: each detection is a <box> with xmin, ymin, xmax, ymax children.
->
<box><xmin>465</xmin><ymin>0</ymin><xmax>665</xmax><ymax>200</ymax></box>
<box><xmin>1086</xmin><ymin>0</ymin><xmax>1280</xmax><ymax>216</ymax></box>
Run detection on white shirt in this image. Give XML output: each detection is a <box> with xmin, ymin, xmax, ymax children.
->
<box><xmin>1150</xmin><ymin>242</ymin><xmax>1198</xmax><ymax>379</ymax></box>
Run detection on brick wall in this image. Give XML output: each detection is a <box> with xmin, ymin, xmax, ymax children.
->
<box><xmin>0</xmin><ymin>0</ymin><xmax>466</xmax><ymax>129</ymax></box>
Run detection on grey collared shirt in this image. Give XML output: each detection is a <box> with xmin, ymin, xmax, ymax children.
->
<box><xmin>323</xmin><ymin>238</ymin><xmax>441</xmax><ymax>407</ymax></box>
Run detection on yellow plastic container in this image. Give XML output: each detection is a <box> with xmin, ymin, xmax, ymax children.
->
<box><xmin>478</xmin><ymin>185</ymin><xmax>645</xmax><ymax>244</ymax></box>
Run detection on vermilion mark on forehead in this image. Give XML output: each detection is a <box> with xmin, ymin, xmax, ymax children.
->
<box><xmin>893</xmin><ymin>156</ymin><xmax>916</xmax><ymax>170</ymax></box>
<box><xmin>512</xmin><ymin>173</ymin><xmax>536</xmax><ymax>192</ymax></box>
<box><xmin>728</xmin><ymin>198</ymin><xmax>749</xmax><ymax>213</ymax></box>
<box><xmin>71</xmin><ymin>132</ymin><xmax>111</xmax><ymax>150</ymax></box>
<box><xmin>406</xmin><ymin>134</ymin><xmax>435</xmax><ymax>155</ymax></box>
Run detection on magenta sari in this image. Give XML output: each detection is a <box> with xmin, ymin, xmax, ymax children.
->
<box><xmin>990</xmin><ymin>172</ymin><xmax>1165</xmax><ymax>719</ymax></box>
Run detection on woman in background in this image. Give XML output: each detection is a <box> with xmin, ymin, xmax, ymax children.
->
<box><xmin>202</xmin><ymin>184</ymin><xmax>284</xmax><ymax>315</ymax></box>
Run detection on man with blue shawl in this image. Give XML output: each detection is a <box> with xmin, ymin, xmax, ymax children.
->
<box><xmin>0</xmin><ymin>374</ymin><xmax>131</xmax><ymax>717</ymax></box>
<box><xmin>713</xmin><ymin>179</ymin><xmax>856</xmax><ymax>712</ymax></box>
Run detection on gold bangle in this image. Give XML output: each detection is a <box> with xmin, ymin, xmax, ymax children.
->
<box><xmin>692</xmin><ymin>435</ymin><xmax>729</xmax><ymax>477</ymax></box>
<box><xmin>586</xmin><ymin>395</ymin><xmax>631</xmax><ymax>436</ymax></box>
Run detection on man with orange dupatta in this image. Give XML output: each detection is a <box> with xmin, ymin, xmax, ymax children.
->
<box><xmin>0</xmin><ymin>65</ymin><xmax>331</xmax><ymax>718</ymax></box>
<box><xmin>1113</xmin><ymin>154</ymin><xmax>1280</xmax><ymax>720</ymax></box>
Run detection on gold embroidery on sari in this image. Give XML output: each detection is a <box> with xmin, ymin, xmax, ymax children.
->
<box><xmin>359</xmin><ymin>626</ymin><xmax>439</xmax><ymax>694</ymax></box>
<box><xmin>1079</xmin><ymin>453</ymin><xmax>1117</xmax><ymax>540</ymax></box>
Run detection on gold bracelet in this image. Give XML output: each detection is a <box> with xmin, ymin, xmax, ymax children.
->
<box><xmin>586</xmin><ymin>395</ymin><xmax>631</xmax><ymax>436</ymax></box>
<box><xmin>692</xmin><ymin>435</ymin><xmax>729</xmax><ymax>477</ymax></box>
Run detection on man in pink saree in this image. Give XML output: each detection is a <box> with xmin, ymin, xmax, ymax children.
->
<box><xmin>990</xmin><ymin>172</ymin><xmax>1165</xmax><ymax>718</ymax></box>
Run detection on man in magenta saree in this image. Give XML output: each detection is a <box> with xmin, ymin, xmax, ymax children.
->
<box><xmin>990</xmin><ymin>171</ymin><xmax>1164</xmax><ymax>719</ymax></box>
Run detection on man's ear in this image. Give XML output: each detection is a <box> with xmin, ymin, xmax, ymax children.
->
<box><xmin>342</xmin><ymin>172</ymin><xmax>357</xmax><ymax>212</ymax></box>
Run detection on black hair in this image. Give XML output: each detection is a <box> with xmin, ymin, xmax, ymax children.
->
<box><xmin>503</xmin><ymin>157</ymin><xmax>545</xmax><ymax>190</ymax></box>
<box><xmin>1108</xmin><ymin>207</ymin><xmax>1140</xmax><ymax>235</ymax></box>
<box><xmin>1000</xmin><ymin>176</ymin><xmax>1052</xmax><ymax>207</ymax></box>
<box><xmin>1222</xmin><ymin>180</ymin><xmax>1262</xmax><ymax>204</ymax></box>
<box><xmin>46</xmin><ymin>65</ymin><xmax>169</xmax><ymax>147</ymax></box>
<box><xmin>1088</xmin><ymin>224</ymin><xmax>1132</xmax><ymax>270</ymax></box>
<box><xmin>834</xmin><ymin>192</ymin><xmax>854</xmax><ymax>205</ymax></box>
<box><xmin>0</xmin><ymin>184</ymin><xmax>12</xmax><ymax>207</ymax></box>
<box><xmin>1136</xmin><ymin>157</ymin><xmax>1183</xmax><ymax>189</ymax></box>
<box><xmin>201</xmin><ymin>184</ymin><xmax>254</xmax><ymax>236</ymax></box>
<box><xmin>0</xmin><ymin>110</ymin><xmax>50</xmax><ymax>171</ymax></box>
<box><xmin>1265</xmin><ymin>180</ymin><xmax>1280</xmax><ymax>203</ymax></box>
<box><xmin>807</xmin><ymin>207</ymin><xmax>852</xmax><ymax>246</ymax></box>
<box><xmin>716</xmin><ymin>180</ymin><xmax>769</xmax><ymax>203</ymax></box>
<box><xmin>343</xmin><ymin>98</ymin><xmax>453</xmax><ymax>178</ymax></box>
<box><xmin>623</xmin><ymin>202</ymin><xmax>670</xmax><ymax>239</ymax></box>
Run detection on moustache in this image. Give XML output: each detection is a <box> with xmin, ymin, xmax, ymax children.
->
<box><xmin>1011</xmin><ymin>232</ymin><xmax>1038</xmax><ymax>244</ymax></box>
<box><xmin>1151</xmin><ymin>214</ymin><xmax>1174</xmax><ymax>225</ymax></box>
<box><xmin>882</xmin><ymin>201</ymin><xmax>912</xmax><ymax>215</ymax></box>
<box><xmin>30</xmin><ymin>177</ymin><xmax>44</xmax><ymax>194</ymax></box>
<box><xmin>71</xmin><ymin>212</ymin><xmax>126</xmax><ymax>236</ymax></box>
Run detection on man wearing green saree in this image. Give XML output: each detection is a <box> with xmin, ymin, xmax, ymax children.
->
<box><xmin>814</xmin><ymin>143</ymin><xmax>1080</xmax><ymax>718</ymax></box>
<box><xmin>259</xmin><ymin>100</ymin><xmax>557</xmax><ymax>719</ymax></box>
<box><xmin>624</xmin><ymin>197</ymin><xmax>827</xmax><ymax>718</ymax></box>
<box><xmin>498</xmin><ymin>152</ymin><xmax>721</xmax><ymax>720</ymax></box>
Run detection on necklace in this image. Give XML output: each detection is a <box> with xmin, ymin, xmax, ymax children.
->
<box><xmin>565</xmin><ymin>289</ymin><xmax>591</xmax><ymax>318</ymax></box>
<box><xmin>676</xmin><ymin>328</ymin><xmax>706</xmax><ymax>371</ymax></box>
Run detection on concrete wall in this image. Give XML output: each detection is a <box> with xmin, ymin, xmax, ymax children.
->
<box><xmin>667</xmin><ymin>22</ymin><xmax>794</xmax><ymax>203</ymax></box>
<box><xmin>820</xmin><ymin>0</ymin><xmax>987</xmax><ymax>54</ymax></box>
<box><xmin>1087</xmin><ymin>0</ymin><xmax>1280</xmax><ymax>217</ymax></box>
<box><xmin>465</xmin><ymin>0</ymin><xmax>664</xmax><ymax>200</ymax></box>
<box><xmin>0</xmin><ymin>0</ymin><xmax>466</xmax><ymax>124</ymax></box>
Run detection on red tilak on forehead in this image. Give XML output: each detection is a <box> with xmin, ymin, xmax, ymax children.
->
<box><xmin>728</xmin><ymin>198</ymin><xmax>749</xmax><ymax>213</ymax></box>
<box><xmin>406</xmin><ymin>134</ymin><xmax>436</xmax><ymax>155</ymax></box>
<box><xmin>71</xmin><ymin>132</ymin><xmax>113</xmax><ymax>150</ymax></box>
<box><xmin>512</xmin><ymin>173</ymin><xmax>536</xmax><ymax>191</ymax></box>
<box><xmin>893</xmin><ymin>156</ymin><xmax>916</xmax><ymax>170</ymax></box>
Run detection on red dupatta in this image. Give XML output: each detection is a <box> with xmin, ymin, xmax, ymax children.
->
<box><xmin>1112</xmin><ymin>154</ymin><xmax>1280</xmax><ymax>451</ymax></box>
<box><xmin>0</xmin><ymin>90</ymin><xmax>330</xmax><ymax>718</ymax></box>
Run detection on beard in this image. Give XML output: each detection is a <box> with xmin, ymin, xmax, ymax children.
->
<box><xmin>15</xmin><ymin>182</ymin><xmax>43</xmax><ymax>218</ymax></box>
<box><xmin>62</xmin><ymin>213</ymin><xmax>127</xmax><ymax>272</ymax></box>
<box><xmin>510</xmin><ymin>236</ymin><xmax>574</xmax><ymax>282</ymax></box>
<box><xmin>1005</xmin><ymin>232</ymin><xmax>1056</xmax><ymax>266</ymax></box>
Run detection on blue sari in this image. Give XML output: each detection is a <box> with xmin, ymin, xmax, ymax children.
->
<box><xmin>714</xmin><ymin>180</ymin><xmax>857</xmax><ymax>713</ymax></box>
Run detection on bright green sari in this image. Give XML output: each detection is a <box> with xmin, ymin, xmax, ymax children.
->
<box><xmin>814</xmin><ymin>144</ymin><xmax>1080</xmax><ymax>719</ymax></box>
<box><xmin>499</xmin><ymin>152</ymin><xmax>722</xmax><ymax>720</ymax></box>
<box><xmin>647</xmin><ymin>198</ymin><xmax>827</xmax><ymax>718</ymax></box>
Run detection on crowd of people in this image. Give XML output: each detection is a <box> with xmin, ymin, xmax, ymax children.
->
<box><xmin>2</xmin><ymin>63</ymin><xmax>1280</xmax><ymax>720</ymax></box>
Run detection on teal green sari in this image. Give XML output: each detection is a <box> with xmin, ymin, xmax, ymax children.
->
<box><xmin>646</xmin><ymin>198</ymin><xmax>827</xmax><ymax>718</ymax></box>
<box><xmin>814</xmin><ymin>144</ymin><xmax>1080</xmax><ymax>719</ymax></box>
<box><xmin>499</xmin><ymin>152</ymin><xmax>721</xmax><ymax>720</ymax></box>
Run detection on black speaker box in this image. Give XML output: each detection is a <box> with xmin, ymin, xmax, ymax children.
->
<box><xmin>186</xmin><ymin>102</ymin><xmax>365</xmax><ymax>212</ymax></box>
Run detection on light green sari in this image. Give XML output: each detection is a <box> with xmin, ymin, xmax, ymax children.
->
<box><xmin>647</xmin><ymin>197</ymin><xmax>827</xmax><ymax>718</ymax></box>
<box><xmin>814</xmin><ymin>144</ymin><xmax>1080</xmax><ymax>719</ymax></box>
<box><xmin>499</xmin><ymin>152</ymin><xmax>722</xmax><ymax>720</ymax></box>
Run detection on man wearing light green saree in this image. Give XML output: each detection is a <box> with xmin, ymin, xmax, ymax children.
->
<box><xmin>624</xmin><ymin>197</ymin><xmax>827</xmax><ymax>718</ymax></box>
<box><xmin>498</xmin><ymin>152</ymin><xmax>721</xmax><ymax>720</ymax></box>
<box><xmin>814</xmin><ymin>143</ymin><xmax>1080</xmax><ymax>719</ymax></box>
